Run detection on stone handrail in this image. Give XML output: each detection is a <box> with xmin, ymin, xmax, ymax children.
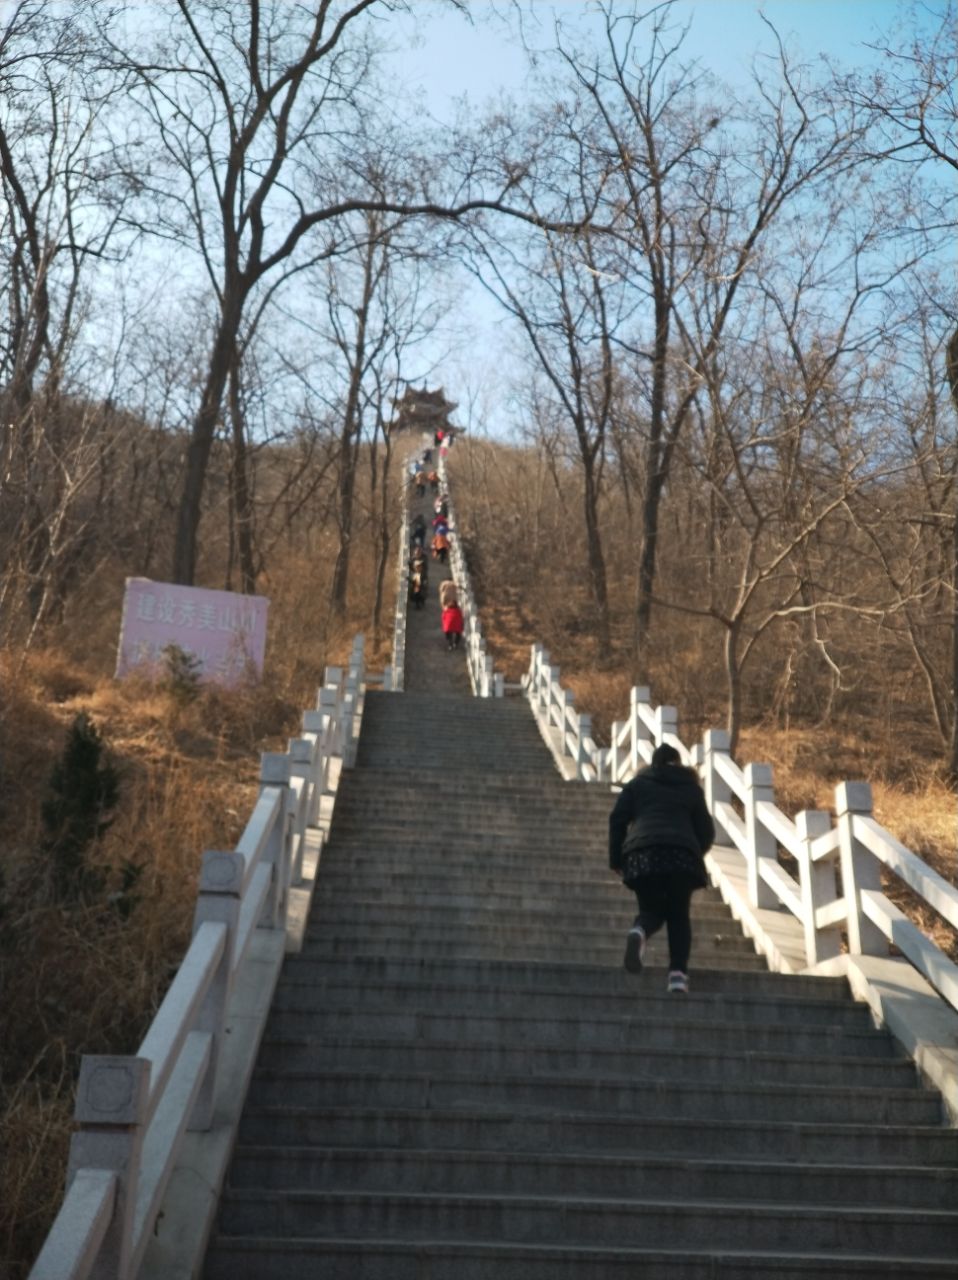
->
<box><xmin>30</xmin><ymin>636</ymin><xmax>367</xmax><ymax>1280</ymax></box>
<box><xmin>387</xmin><ymin>481</ymin><xmax>410</xmax><ymax>691</ymax></box>
<box><xmin>523</xmin><ymin>639</ymin><xmax>958</xmax><ymax>1115</ymax></box>
<box><xmin>439</xmin><ymin>454</ymin><xmax>503</xmax><ymax>698</ymax></box>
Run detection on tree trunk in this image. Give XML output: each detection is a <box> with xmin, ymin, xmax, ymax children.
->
<box><xmin>724</xmin><ymin>620</ymin><xmax>742</xmax><ymax>757</ymax></box>
<box><xmin>330</xmin><ymin>428</ymin><xmax>359</xmax><ymax>616</ymax></box>
<box><xmin>172</xmin><ymin>295</ymin><xmax>243</xmax><ymax>586</ymax></box>
<box><xmin>228</xmin><ymin>357</ymin><xmax>257</xmax><ymax>593</ymax></box>
<box><xmin>633</xmin><ymin>287</ymin><xmax>670</xmax><ymax>665</ymax></box>
<box><xmin>634</xmin><ymin>464</ymin><xmax>667</xmax><ymax>667</ymax></box>
<box><xmin>946</xmin><ymin>324</ymin><xmax>958</xmax><ymax>782</ymax></box>
<box><xmin>582</xmin><ymin>458</ymin><xmax>611</xmax><ymax>658</ymax></box>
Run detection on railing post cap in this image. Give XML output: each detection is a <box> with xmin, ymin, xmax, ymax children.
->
<box><xmin>631</xmin><ymin>686</ymin><xmax>650</xmax><ymax>704</ymax></box>
<box><xmin>289</xmin><ymin>737</ymin><xmax>314</xmax><ymax>763</ymax></box>
<box><xmin>578</xmin><ymin>712</ymin><xmax>592</xmax><ymax>729</ymax></box>
<box><xmin>302</xmin><ymin>709</ymin><xmax>325</xmax><ymax>733</ymax></box>
<box><xmin>199</xmin><ymin>849</ymin><xmax>245</xmax><ymax>894</ymax></box>
<box><xmin>835</xmin><ymin>780</ymin><xmax>873</xmax><ymax>815</ymax></box>
<box><xmin>260</xmin><ymin>752</ymin><xmax>291</xmax><ymax>785</ymax></box>
<box><xmin>74</xmin><ymin>1056</ymin><xmax>151</xmax><ymax>1125</ymax></box>
<box><xmin>795</xmin><ymin>808</ymin><xmax>831</xmax><ymax>838</ymax></box>
<box><xmin>704</xmin><ymin>729</ymin><xmax>731</xmax><ymax>751</ymax></box>
<box><xmin>744</xmin><ymin>761</ymin><xmax>773</xmax><ymax>788</ymax></box>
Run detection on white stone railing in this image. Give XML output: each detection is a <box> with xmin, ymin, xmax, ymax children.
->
<box><xmin>524</xmin><ymin>640</ymin><xmax>958</xmax><ymax>1117</ymax></box>
<box><xmin>386</xmin><ymin>483</ymin><xmax>409</xmax><ymax>692</ymax></box>
<box><xmin>30</xmin><ymin>637</ymin><xmax>368</xmax><ymax>1280</ymax></box>
<box><xmin>439</xmin><ymin>455</ymin><xmax>503</xmax><ymax>698</ymax></box>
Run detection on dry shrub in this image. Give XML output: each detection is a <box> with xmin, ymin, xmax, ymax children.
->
<box><xmin>0</xmin><ymin>657</ymin><xmax>291</xmax><ymax>1279</ymax></box>
<box><xmin>0</xmin><ymin>1069</ymin><xmax>73</xmax><ymax>1276</ymax></box>
<box><xmin>19</xmin><ymin>650</ymin><xmax>97</xmax><ymax>703</ymax></box>
<box><xmin>563</xmin><ymin>669</ymin><xmax>632</xmax><ymax>744</ymax></box>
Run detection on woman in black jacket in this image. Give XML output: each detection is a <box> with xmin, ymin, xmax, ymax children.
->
<box><xmin>608</xmin><ymin>743</ymin><xmax>715</xmax><ymax>994</ymax></box>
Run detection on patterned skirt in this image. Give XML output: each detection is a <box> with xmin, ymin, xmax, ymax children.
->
<box><xmin>621</xmin><ymin>844</ymin><xmax>707</xmax><ymax>890</ymax></box>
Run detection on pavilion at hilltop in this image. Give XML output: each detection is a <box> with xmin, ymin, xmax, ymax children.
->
<box><xmin>391</xmin><ymin>385</ymin><xmax>460</xmax><ymax>436</ymax></box>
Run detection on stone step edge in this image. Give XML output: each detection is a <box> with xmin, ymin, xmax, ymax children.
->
<box><xmin>273</xmin><ymin>978</ymin><xmax>866</xmax><ymax>1017</ymax></box>
<box><xmin>228</xmin><ymin>1144</ymin><xmax>958</xmax><ymax>1181</ymax></box>
<box><xmin>248</xmin><ymin>1067</ymin><xmax>931</xmax><ymax>1108</ymax></box>
<box><xmin>237</xmin><ymin>1102</ymin><xmax>958</xmax><ymax>1148</ymax></box>
<box><xmin>200</xmin><ymin>1234</ymin><xmax>958</xmax><ymax>1274</ymax></box>
<box><xmin>256</xmin><ymin>1036</ymin><xmax>911</xmax><ymax>1074</ymax></box>
<box><xmin>216</xmin><ymin>1187</ymin><xmax>958</xmax><ymax>1225</ymax></box>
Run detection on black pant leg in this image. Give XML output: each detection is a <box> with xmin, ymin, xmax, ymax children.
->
<box><xmin>633</xmin><ymin>875</ymin><xmax>671</xmax><ymax>940</ymax></box>
<box><xmin>662</xmin><ymin>873</ymin><xmax>695</xmax><ymax>973</ymax></box>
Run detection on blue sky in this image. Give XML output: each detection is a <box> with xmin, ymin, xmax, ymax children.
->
<box><xmin>391</xmin><ymin>1</ymin><xmax>910</xmax><ymax>122</ymax></box>
<box><xmin>381</xmin><ymin>1</ymin><xmax>928</xmax><ymax>435</ymax></box>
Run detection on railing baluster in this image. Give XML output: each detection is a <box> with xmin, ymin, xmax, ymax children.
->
<box><xmin>796</xmin><ymin>809</ymin><xmax>841</xmax><ymax>965</ymax></box>
<box><xmin>188</xmin><ymin>850</ymin><xmax>243</xmax><ymax>1131</ymax></box>
<box><xmin>836</xmin><ymin>781</ymin><xmax>885</xmax><ymax>956</ymax></box>
<box><xmin>65</xmin><ymin>1057</ymin><xmax>151</xmax><ymax>1280</ymax></box>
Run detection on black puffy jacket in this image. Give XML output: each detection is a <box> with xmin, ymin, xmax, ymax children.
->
<box><xmin>608</xmin><ymin>764</ymin><xmax>715</xmax><ymax>871</ymax></box>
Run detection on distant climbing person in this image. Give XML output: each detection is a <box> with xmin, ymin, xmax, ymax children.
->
<box><xmin>608</xmin><ymin>743</ymin><xmax>714</xmax><ymax>994</ymax></box>
<box><xmin>411</xmin><ymin>513</ymin><xmax>426</xmax><ymax>548</ymax></box>
<box><xmin>410</xmin><ymin>569</ymin><xmax>426</xmax><ymax>610</ymax></box>
<box><xmin>439</xmin><ymin>578</ymin><xmax>458</xmax><ymax>608</ymax></box>
<box><xmin>442</xmin><ymin>599</ymin><xmax>464</xmax><ymax>650</ymax></box>
<box><xmin>432</xmin><ymin>531</ymin><xmax>449</xmax><ymax>564</ymax></box>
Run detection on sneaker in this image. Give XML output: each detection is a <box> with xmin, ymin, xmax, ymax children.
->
<box><xmin>623</xmin><ymin>926</ymin><xmax>646</xmax><ymax>974</ymax></box>
<box><xmin>667</xmin><ymin>970</ymin><xmax>689</xmax><ymax>995</ymax></box>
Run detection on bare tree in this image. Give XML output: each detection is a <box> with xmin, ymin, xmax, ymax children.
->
<box><xmin>554</xmin><ymin>1</ymin><xmax>867</xmax><ymax>668</ymax></box>
<box><xmin>100</xmin><ymin>0</ymin><xmax>592</xmax><ymax>586</ymax></box>
<box><xmin>0</xmin><ymin>1</ymin><xmax>131</xmax><ymax>631</ymax></box>
<box><xmin>839</xmin><ymin>0</ymin><xmax>958</xmax><ymax>773</ymax></box>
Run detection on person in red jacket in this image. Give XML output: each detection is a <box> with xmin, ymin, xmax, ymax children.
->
<box><xmin>441</xmin><ymin>601</ymin><xmax>464</xmax><ymax>650</ymax></box>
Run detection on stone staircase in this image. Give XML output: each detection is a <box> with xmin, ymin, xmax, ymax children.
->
<box><xmin>204</xmin><ymin>690</ymin><xmax>958</xmax><ymax>1277</ymax></box>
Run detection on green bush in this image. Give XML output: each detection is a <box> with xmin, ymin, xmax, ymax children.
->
<box><xmin>161</xmin><ymin>643</ymin><xmax>203</xmax><ymax>705</ymax></box>
<box><xmin>41</xmin><ymin>713</ymin><xmax>119</xmax><ymax>903</ymax></box>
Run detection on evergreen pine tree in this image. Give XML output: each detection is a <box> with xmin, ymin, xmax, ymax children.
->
<box><xmin>42</xmin><ymin>713</ymin><xmax>119</xmax><ymax>901</ymax></box>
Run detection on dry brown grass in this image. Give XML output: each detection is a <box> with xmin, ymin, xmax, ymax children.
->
<box><xmin>0</xmin><ymin>653</ymin><xmax>272</xmax><ymax>1275</ymax></box>
<box><xmin>0</xmin><ymin>549</ymin><xmax>394</xmax><ymax>1277</ymax></box>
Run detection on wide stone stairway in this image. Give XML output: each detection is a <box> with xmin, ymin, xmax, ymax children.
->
<box><xmin>204</xmin><ymin>569</ymin><xmax>958</xmax><ymax>1275</ymax></box>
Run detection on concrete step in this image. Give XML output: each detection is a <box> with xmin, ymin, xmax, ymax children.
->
<box><xmin>236</xmin><ymin>1104</ymin><xmax>958</xmax><ymax>1166</ymax></box>
<box><xmin>333</xmin><ymin>780</ymin><xmax>612</xmax><ymax>803</ymax></box>
<box><xmin>308</xmin><ymin>877</ymin><xmax>716</xmax><ymax>908</ymax></box>
<box><xmin>213</xmin><ymin>1188</ymin><xmax>958</xmax><ymax>1256</ymax></box>
<box><xmin>275</xmin><ymin>953</ymin><xmax>853</xmax><ymax>1002</ymax></box>
<box><xmin>205</xmin><ymin>679</ymin><xmax>958</xmax><ymax>1279</ymax></box>
<box><xmin>303</xmin><ymin>899</ymin><xmax>748</xmax><ymax>934</ymax></box>
<box><xmin>200</xmin><ymin>1235</ymin><xmax>958</xmax><ymax>1280</ymax></box>
<box><xmin>297</xmin><ymin>930</ymin><xmax>766</xmax><ymax>967</ymax></box>
<box><xmin>206</xmin><ymin>1233</ymin><xmax>957</xmax><ymax>1274</ymax></box>
<box><xmin>254</xmin><ymin>1035</ymin><xmax>916</xmax><ymax>1088</ymax></box>
<box><xmin>266</xmin><ymin>987</ymin><xmax>884</xmax><ymax>1044</ymax></box>
<box><xmin>225</xmin><ymin>1145</ymin><xmax>957</xmax><ymax>1208</ymax></box>
<box><xmin>245</xmin><ymin>1067</ymin><xmax>941</xmax><ymax>1126</ymax></box>
<box><xmin>332</xmin><ymin>782</ymin><xmax>608</xmax><ymax>801</ymax></box>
